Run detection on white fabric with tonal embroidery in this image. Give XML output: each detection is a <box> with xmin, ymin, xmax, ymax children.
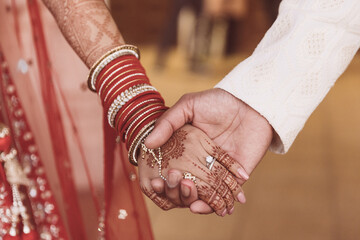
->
<box><xmin>216</xmin><ymin>0</ymin><xmax>360</xmax><ymax>153</ymax></box>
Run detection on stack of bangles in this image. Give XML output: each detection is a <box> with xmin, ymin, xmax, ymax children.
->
<box><xmin>87</xmin><ymin>45</ymin><xmax>168</xmax><ymax>165</ymax></box>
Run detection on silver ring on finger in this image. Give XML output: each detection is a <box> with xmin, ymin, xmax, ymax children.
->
<box><xmin>205</xmin><ymin>155</ymin><xmax>216</xmax><ymax>171</ymax></box>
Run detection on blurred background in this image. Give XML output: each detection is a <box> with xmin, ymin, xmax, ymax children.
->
<box><xmin>108</xmin><ymin>0</ymin><xmax>360</xmax><ymax>239</ymax></box>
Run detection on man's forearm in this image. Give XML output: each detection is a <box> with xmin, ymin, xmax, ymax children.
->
<box><xmin>216</xmin><ymin>0</ymin><xmax>360</xmax><ymax>153</ymax></box>
<box><xmin>42</xmin><ymin>0</ymin><xmax>125</xmax><ymax>67</ymax></box>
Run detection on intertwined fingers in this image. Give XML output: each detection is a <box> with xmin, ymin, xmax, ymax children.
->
<box><xmin>209</xmin><ymin>162</ymin><xmax>243</xmax><ymax>201</ymax></box>
<box><xmin>164</xmin><ymin>170</ymin><xmax>185</xmax><ymax>206</ymax></box>
<box><xmin>201</xmin><ymin>165</ymin><xmax>237</xmax><ymax>211</ymax></box>
<box><xmin>201</xmin><ymin>139</ymin><xmax>249</xmax><ymax>182</ymax></box>
<box><xmin>195</xmin><ymin>177</ymin><xmax>227</xmax><ymax>216</ymax></box>
<box><xmin>140</xmin><ymin>182</ymin><xmax>176</xmax><ymax>211</ymax></box>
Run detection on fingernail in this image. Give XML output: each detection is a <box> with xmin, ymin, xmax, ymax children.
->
<box><xmin>221</xmin><ymin>209</ymin><xmax>227</xmax><ymax>217</ymax></box>
<box><xmin>237</xmin><ymin>192</ymin><xmax>246</xmax><ymax>204</ymax></box>
<box><xmin>182</xmin><ymin>184</ymin><xmax>191</xmax><ymax>198</ymax></box>
<box><xmin>229</xmin><ymin>207</ymin><xmax>235</xmax><ymax>215</ymax></box>
<box><xmin>237</xmin><ymin>168</ymin><xmax>249</xmax><ymax>180</ymax></box>
<box><xmin>167</xmin><ymin>173</ymin><xmax>180</xmax><ymax>188</ymax></box>
<box><xmin>153</xmin><ymin>185</ymin><xmax>163</xmax><ymax>193</ymax></box>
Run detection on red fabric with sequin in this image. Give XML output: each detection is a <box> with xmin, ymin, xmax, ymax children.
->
<box><xmin>0</xmin><ymin>0</ymin><xmax>154</xmax><ymax>239</ymax></box>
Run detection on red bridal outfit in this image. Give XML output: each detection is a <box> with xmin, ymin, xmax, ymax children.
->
<box><xmin>0</xmin><ymin>0</ymin><xmax>153</xmax><ymax>239</ymax></box>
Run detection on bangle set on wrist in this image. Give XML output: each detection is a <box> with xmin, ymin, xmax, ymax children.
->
<box><xmin>88</xmin><ymin>44</ymin><xmax>167</xmax><ymax>166</ymax></box>
<box><xmin>88</xmin><ymin>45</ymin><xmax>140</xmax><ymax>92</ymax></box>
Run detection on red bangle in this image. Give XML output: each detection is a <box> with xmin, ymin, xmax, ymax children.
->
<box><xmin>99</xmin><ymin>67</ymin><xmax>147</xmax><ymax>100</ymax></box>
<box><xmin>115</xmin><ymin>95</ymin><xmax>164</xmax><ymax>132</ymax></box>
<box><xmin>96</xmin><ymin>55</ymin><xmax>141</xmax><ymax>90</ymax></box>
<box><xmin>93</xmin><ymin>50</ymin><xmax>168</xmax><ymax>150</ymax></box>
<box><xmin>126</xmin><ymin>110</ymin><xmax>167</xmax><ymax>149</ymax></box>
<box><xmin>121</xmin><ymin>101</ymin><xmax>163</xmax><ymax>135</ymax></box>
<box><xmin>117</xmin><ymin>91</ymin><xmax>164</xmax><ymax>134</ymax></box>
<box><xmin>125</xmin><ymin>105</ymin><xmax>167</xmax><ymax>143</ymax></box>
<box><xmin>118</xmin><ymin>101</ymin><xmax>164</xmax><ymax>138</ymax></box>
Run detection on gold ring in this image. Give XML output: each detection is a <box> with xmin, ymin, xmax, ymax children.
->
<box><xmin>183</xmin><ymin>172</ymin><xmax>197</xmax><ymax>184</ymax></box>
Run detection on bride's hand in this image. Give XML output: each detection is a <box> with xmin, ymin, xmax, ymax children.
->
<box><xmin>138</xmin><ymin>124</ymin><xmax>248</xmax><ymax>216</ymax></box>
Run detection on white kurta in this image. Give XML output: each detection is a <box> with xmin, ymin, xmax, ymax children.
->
<box><xmin>216</xmin><ymin>0</ymin><xmax>360</xmax><ymax>153</ymax></box>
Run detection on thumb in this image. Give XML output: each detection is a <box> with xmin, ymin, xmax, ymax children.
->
<box><xmin>145</xmin><ymin>95</ymin><xmax>194</xmax><ymax>149</ymax></box>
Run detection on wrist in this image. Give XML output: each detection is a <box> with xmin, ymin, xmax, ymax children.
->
<box><xmin>87</xmin><ymin>45</ymin><xmax>167</xmax><ymax>165</ymax></box>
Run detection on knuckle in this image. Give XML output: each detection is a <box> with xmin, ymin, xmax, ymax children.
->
<box><xmin>180</xmin><ymin>93</ymin><xmax>192</xmax><ymax>102</ymax></box>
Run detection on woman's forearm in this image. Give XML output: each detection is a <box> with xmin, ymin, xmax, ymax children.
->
<box><xmin>42</xmin><ymin>0</ymin><xmax>125</xmax><ymax>67</ymax></box>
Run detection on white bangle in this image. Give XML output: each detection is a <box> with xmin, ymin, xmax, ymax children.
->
<box><xmin>128</xmin><ymin>122</ymin><xmax>155</xmax><ymax>166</ymax></box>
<box><xmin>107</xmin><ymin>85</ymin><xmax>157</xmax><ymax>127</ymax></box>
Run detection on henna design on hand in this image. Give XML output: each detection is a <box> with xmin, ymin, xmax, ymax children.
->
<box><xmin>140</xmin><ymin>185</ymin><xmax>174</xmax><ymax>210</ymax></box>
<box><xmin>143</xmin><ymin>149</ymin><xmax>156</xmax><ymax>169</ymax></box>
<box><xmin>42</xmin><ymin>0</ymin><xmax>125</xmax><ymax>67</ymax></box>
<box><xmin>145</xmin><ymin>153</ymin><xmax>155</xmax><ymax>168</ymax></box>
<box><xmin>203</xmin><ymin>139</ymin><xmax>235</xmax><ymax>169</ymax></box>
<box><xmin>222</xmin><ymin>189</ymin><xmax>235</xmax><ymax>211</ymax></box>
<box><xmin>197</xmin><ymin>183</ymin><xmax>226</xmax><ymax>212</ymax></box>
<box><xmin>205</xmin><ymin>165</ymin><xmax>236</xmax><ymax>209</ymax></box>
<box><xmin>160</xmin><ymin>129</ymin><xmax>187</xmax><ymax>169</ymax></box>
<box><xmin>211</xmin><ymin>145</ymin><xmax>236</xmax><ymax>170</ymax></box>
<box><xmin>139</xmin><ymin>125</ymin><xmax>243</xmax><ymax>213</ymax></box>
<box><xmin>192</xmin><ymin>160</ymin><xmax>241</xmax><ymax>204</ymax></box>
<box><xmin>209</xmin><ymin>164</ymin><xmax>241</xmax><ymax>198</ymax></box>
<box><xmin>221</xmin><ymin>171</ymin><xmax>241</xmax><ymax>194</ymax></box>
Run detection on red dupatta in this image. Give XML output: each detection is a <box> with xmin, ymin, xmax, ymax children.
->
<box><xmin>24</xmin><ymin>0</ymin><xmax>154</xmax><ymax>239</ymax></box>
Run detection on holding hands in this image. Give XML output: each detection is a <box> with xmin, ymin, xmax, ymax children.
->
<box><xmin>138</xmin><ymin>124</ymin><xmax>248</xmax><ymax>216</ymax></box>
<box><xmin>140</xmin><ymin>89</ymin><xmax>273</xmax><ymax>215</ymax></box>
<box><xmin>43</xmin><ymin>0</ymin><xmax>273</xmax><ymax>218</ymax></box>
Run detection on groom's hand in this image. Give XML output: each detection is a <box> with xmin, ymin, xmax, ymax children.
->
<box><xmin>145</xmin><ymin>88</ymin><xmax>273</xmax><ymax>213</ymax></box>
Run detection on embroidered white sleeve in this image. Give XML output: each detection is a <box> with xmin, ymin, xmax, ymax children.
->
<box><xmin>215</xmin><ymin>0</ymin><xmax>360</xmax><ymax>154</ymax></box>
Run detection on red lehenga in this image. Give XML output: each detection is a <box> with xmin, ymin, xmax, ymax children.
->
<box><xmin>0</xmin><ymin>0</ymin><xmax>153</xmax><ymax>239</ymax></box>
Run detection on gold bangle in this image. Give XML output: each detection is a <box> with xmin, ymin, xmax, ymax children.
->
<box><xmin>128</xmin><ymin>120</ymin><xmax>156</xmax><ymax>166</ymax></box>
<box><xmin>87</xmin><ymin>44</ymin><xmax>140</xmax><ymax>92</ymax></box>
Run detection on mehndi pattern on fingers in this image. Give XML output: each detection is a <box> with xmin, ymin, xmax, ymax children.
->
<box><xmin>222</xmin><ymin>189</ymin><xmax>235</xmax><ymax>211</ymax></box>
<box><xmin>205</xmin><ymin>166</ymin><xmax>235</xmax><ymax>209</ymax></box>
<box><xmin>211</xmin><ymin>145</ymin><xmax>236</xmax><ymax>170</ymax></box>
<box><xmin>140</xmin><ymin>186</ymin><xmax>175</xmax><ymax>210</ymax></box>
<box><xmin>191</xmin><ymin>158</ymin><xmax>241</xmax><ymax>205</ymax></box>
<box><xmin>221</xmin><ymin>171</ymin><xmax>241</xmax><ymax>193</ymax></box>
<box><xmin>197</xmin><ymin>183</ymin><xmax>226</xmax><ymax>213</ymax></box>
<box><xmin>209</xmin><ymin>164</ymin><xmax>242</xmax><ymax>199</ymax></box>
